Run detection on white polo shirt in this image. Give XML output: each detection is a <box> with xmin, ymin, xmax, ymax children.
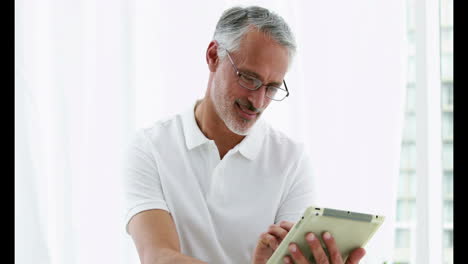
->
<box><xmin>124</xmin><ymin>101</ymin><xmax>316</xmax><ymax>264</ymax></box>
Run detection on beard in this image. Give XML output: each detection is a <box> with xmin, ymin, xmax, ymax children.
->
<box><xmin>210</xmin><ymin>79</ymin><xmax>264</xmax><ymax>136</ymax></box>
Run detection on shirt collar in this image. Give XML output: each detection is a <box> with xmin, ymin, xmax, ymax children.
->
<box><xmin>181</xmin><ymin>100</ymin><xmax>266</xmax><ymax>160</ymax></box>
<box><xmin>181</xmin><ymin>100</ymin><xmax>210</xmax><ymax>150</ymax></box>
<box><xmin>237</xmin><ymin>118</ymin><xmax>265</xmax><ymax>160</ymax></box>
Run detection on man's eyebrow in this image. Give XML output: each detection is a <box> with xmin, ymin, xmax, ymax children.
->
<box><xmin>240</xmin><ymin>68</ymin><xmax>283</xmax><ymax>86</ymax></box>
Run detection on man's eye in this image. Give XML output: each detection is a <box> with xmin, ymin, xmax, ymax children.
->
<box><xmin>240</xmin><ymin>74</ymin><xmax>256</xmax><ymax>83</ymax></box>
<box><xmin>267</xmin><ymin>87</ymin><xmax>278</xmax><ymax>95</ymax></box>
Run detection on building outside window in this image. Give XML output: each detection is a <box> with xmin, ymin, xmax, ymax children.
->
<box><xmin>393</xmin><ymin>0</ymin><xmax>453</xmax><ymax>262</ymax></box>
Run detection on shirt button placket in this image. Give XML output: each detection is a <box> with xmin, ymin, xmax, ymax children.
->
<box><xmin>208</xmin><ymin>142</ymin><xmax>224</xmax><ymax>205</ymax></box>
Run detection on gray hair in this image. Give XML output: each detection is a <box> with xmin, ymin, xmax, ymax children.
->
<box><xmin>213</xmin><ymin>6</ymin><xmax>296</xmax><ymax>65</ymax></box>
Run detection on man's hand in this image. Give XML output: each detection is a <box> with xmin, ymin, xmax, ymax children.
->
<box><xmin>283</xmin><ymin>231</ymin><xmax>366</xmax><ymax>264</ymax></box>
<box><xmin>251</xmin><ymin>221</ymin><xmax>295</xmax><ymax>264</ymax></box>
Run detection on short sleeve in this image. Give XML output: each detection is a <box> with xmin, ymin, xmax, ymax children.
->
<box><xmin>274</xmin><ymin>147</ymin><xmax>316</xmax><ymax>224</ymax></box>
<box><xmin>123</xmin><ymin>129</ymin><xmax>170</xmax><ymax>234</ymax></box>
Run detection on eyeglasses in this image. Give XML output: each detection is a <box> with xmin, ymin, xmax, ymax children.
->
<box><xmin>223</xmin><ymin>49</ymin><xmax>289</xmax><ymax>101</ymax></box>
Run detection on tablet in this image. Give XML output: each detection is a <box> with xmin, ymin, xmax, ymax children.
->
<box><xmin>266</xmin><ymin>206</ymin><xmax>385</xmax><ymax>264</ymax></box>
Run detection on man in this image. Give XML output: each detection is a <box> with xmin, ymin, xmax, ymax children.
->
<box><xmin>124</xmin><ymin>6</ymin><xmax>366</xmax><ymax>264</ymax></box>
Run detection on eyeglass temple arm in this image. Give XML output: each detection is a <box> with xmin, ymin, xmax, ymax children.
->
<box><xmin>223</xmin><ymin>48</ymin><xmax>240</xmax><ymax>73</ymax></box>
<box><xmin>283</xmin><ymin>80</ymin><xmax>289</xmax><ymax>97</ymax></box>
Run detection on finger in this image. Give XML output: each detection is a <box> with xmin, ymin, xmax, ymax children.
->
<box><xmin>283</xmin><ymin>255</ymin><xmax>293</xmax><ymax>264</ymax></box>
<box><xmin>345</xmin><ymin>248</ymin><xmax>366</xmax><ymax>264</ymax></box>
<box><xmin>258</xmin><ymin>232</ymin><xmax>280</xmax><ymax>250</ymax></box>
<box><xmin>279</xmin><ymin>221</ymin><xmax>295</xmax><ymax>231</ymax></box>
<box><xmin>321</xmin><ymin>232</ymin><xmax>342</xmax><ymax>263</ymax></box>
<box><xmin>288</xmin><ymin>243</ymin><xmax>309</xmax><ymax>264</ymax></box>
<box><xmin>267</xmin><ymin>224</ymin><xmax>289</xmax><ymax>242</ymax></box>
<box><xmin>305</xmin><ymin>232</ymin><xmax>330</xmax><ymax>264</ymax></box>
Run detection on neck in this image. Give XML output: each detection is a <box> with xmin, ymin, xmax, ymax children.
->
<box><xmin>194</xmin><ymin>98</ymin><xmax>245</xmax><ymax>159</ymax></box>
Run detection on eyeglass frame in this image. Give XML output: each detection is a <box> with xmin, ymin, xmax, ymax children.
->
<box><xmin>222</xmin><ymin>48</ymin><xmax>290</xmax><ymax>101</ymax></box>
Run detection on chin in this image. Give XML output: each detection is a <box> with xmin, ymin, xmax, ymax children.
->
<box><xmin>226</xmin><ymin>119</ymin><xmax>251</xmax><ymax>136</ymax></box>
<box><xmin>227</xmin><ymin>114</ymin><xmax>261</xmax><ymax>136</ymax></box>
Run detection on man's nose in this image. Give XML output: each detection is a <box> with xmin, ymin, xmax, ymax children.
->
<box><xmin>247</xmin><ymin>85</ymin><xmax>268</xmax><ymax>110</ymax></box>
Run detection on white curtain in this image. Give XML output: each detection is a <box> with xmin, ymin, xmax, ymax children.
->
<box><xmin>15</xmin><ymin>0</ymin><xmax>406</xmax><ymax>263</ymax></box>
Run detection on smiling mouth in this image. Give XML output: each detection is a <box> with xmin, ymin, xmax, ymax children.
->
<box><xmin>235</xmin><ymin>101</ymin><xmax>258</xmax><ymax>121</ymax></box>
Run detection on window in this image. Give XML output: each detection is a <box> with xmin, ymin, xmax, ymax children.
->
<box><xmin>393</xmin><ymin>0</ymin><xmax>418</xmax><ymax>262</ymax></box>
<box><xmin>440</xmin><ymin>0</ymin><xmax>453</xmax><ymax>261</ymax></box>
<box><xmin>443</xmin><ymin>230</ymin><xmax>453</xmax><ymax>249</ymax></box>
<box><xmin>395</xmin><ymin>229</ymin><xmax>411</xmax><ymax>249</ymax></box>
<box><xmin>397</xmin><ymin>199</ymin><xmax>417</xmax><ymax>222</ymax></box>
<box><xmin>393</xmin><ymin>0</ymin><xmax>452</xmax><ymax>262</ymax></box>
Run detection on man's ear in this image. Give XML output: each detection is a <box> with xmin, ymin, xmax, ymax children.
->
<box><xmin>206</xmin><ymin>40</ymin><xmax>220</xmax><ymax>72</ymax></box>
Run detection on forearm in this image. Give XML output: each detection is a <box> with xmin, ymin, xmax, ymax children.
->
<box><xmin>143</xmin><ymin>248</ymin><xmax>209</xmax><ymax>264</ymax></box>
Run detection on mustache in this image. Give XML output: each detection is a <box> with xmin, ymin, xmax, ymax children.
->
<box><xmin>235</xmin><ymin>98</ymin><xmax>264</xmax><ymax>113</ymax></box>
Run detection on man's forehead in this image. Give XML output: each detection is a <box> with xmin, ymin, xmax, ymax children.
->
<box><xmin>238</xmin><ymin>30</ymin><xmax>283</xmax><ymax>51</ymax></box>
<box><xmin>232</xmin><ymin>31</ymin><xmax>289</xmax><ymax>82</ymax></box>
